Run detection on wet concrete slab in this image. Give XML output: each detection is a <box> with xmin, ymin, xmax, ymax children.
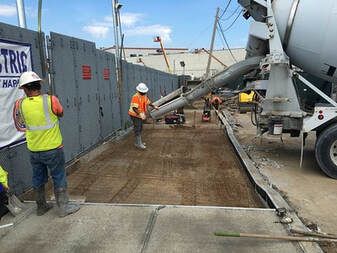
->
<box><xmin>0</xmin><ymin>204</ymin><xmax>305</xmax><ymax>253</ymax></box>
<box><xmin>23</xmin><ymin>110</ymin><xmax>262</xmax><ymax>208</ymax></box>
<box><xmin>63</xmin><ymin>123</ymin><xmax>263</xmax><ymax>207</ymax></box>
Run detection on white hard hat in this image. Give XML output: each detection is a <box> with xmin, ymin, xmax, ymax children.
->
<box><xmin>18</xmin><ymin>71</ymin><xmax>42</xmax><ymax>89</ymax></box>
<box><xmin>136</xmin><ymin>82</ymin><xmax>149</xmax><ymax>93</ymax></box>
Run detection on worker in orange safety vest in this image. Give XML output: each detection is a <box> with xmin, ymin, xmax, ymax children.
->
<box><xmin>13</xmin><ymin>71</ymin><xmax>80</xmax><ymax>218</ymax></box>
<box><xmin>211</xmin><ymin>95</ymin><xmax>223</xmax><ymax>110</ymax></box>
<box><xmin>128</xmin><ymin>83</ymin><xmax>159</xmax><ymax>149</ymax></box>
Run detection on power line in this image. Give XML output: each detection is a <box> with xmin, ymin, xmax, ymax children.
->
<box><xmin>217</xmin><ymin>21</ymin><xmax>238</xmax><ymax>63</ymax></box>
<box><xmin>219</xmin><ymin>0</ymin><xmax>232</xmax><ymax>19</ymax></box>
<box><xmin>221</xmin><ymin>9</ymin><xmax>244</xmax><ymax>32</ymax></box>
<box><xmin>221</xmin><ymin>6</ymin><xmax>240</xmax><ymax>22</ymax></box>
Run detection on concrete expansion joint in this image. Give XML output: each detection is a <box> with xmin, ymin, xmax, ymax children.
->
<box><xmin>140</xmin><ymin>205</ymin><xmax>166</xmax><ymax>253</ymax></box>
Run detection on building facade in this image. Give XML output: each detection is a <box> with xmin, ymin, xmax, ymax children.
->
<box><xmin>103</xmin><ymin>47</ymin><xmax>246</xmax><ymax>79</ymax></box>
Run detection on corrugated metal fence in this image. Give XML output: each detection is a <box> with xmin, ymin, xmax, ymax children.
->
<box><xmin>0</xmin><ymin>23</ymin><xmax>179</xmax><ymax>194</ymax></box>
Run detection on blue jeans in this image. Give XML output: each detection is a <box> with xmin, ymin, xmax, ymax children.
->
<box><xmin>30</xmin><ymin>148</ymin><xmax>67</xmax><ymax>190</ymax></box>
<box><xmin>130</xmin><ymin>116</ymin><xmax>143</xmax><ymax>136</ymax></box>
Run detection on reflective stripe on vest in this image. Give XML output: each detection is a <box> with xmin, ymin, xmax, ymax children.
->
<box><xmin>20</xmin><ymin>95</ymin><xmax>58</xmax><ymax>131</ymax></box>
<box><xmin>20</xmin><ymin>94</ymin><xmax>62</xmax><ymax>151</ymax></box>
<box><xmin>128</xmin><ymin>93</ymin><xmax>149</xmax><ymax>117</ymax></box>
<box><xmin>128</xmin><ymin>93</ymin><xmax>140</xmax><ymax>117</ymax></box>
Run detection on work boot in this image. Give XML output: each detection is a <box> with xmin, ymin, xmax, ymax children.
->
<box><xmin>140</xmin><ymin>136</ymin><xmax>146</xmax><ymax>147</ymax></box>
<box><xmin>54</xmin><ymin>188</ymin><xmax>80</xmax><ymax>218</ymax></box>
<box><xmin>35</xmin><ymin>185</ymin><xmax>52</xmax><ymax>216</ymax></box>
<box><xmin>135</xmin><ymin>135</ymin><xmax>146</xmax><ymax>149</ymax></box>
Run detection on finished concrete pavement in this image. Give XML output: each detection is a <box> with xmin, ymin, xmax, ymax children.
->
<box><xmin>0</xmin><ymin>204</ymin><xmax>307</xmax><ymax>253</ymax></box>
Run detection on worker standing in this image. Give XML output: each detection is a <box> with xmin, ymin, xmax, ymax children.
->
<box><xmin>128</xmin><ymin>83</ymin><xmax>159</xmax><ymax>149</ymax></box>
<box><xmin>13</xmin><ymin>71</ymin><xmax>80</xmax><ymax>217</ymax></box>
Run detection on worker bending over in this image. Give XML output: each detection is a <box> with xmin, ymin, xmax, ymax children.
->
<box><xmin>13</xmin><ymin>71</ymin><xmax>80</xmax><ymax>217</ymax></box>
<box><xmin>211</xmin><ymin>95</ymin><xmax>222</xmax><ymax>110</ymax></box>
<box><xmin>128</xmin><ymin>83</ymin><xmax>159</xmax><ymax>149</ymax></box>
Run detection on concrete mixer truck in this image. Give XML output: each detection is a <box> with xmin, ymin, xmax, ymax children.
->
<box><xmin>150</xmin><ymin>0</ymin><xmax>337</xmax><ymax>179</ymax></box>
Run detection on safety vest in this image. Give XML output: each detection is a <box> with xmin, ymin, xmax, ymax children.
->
<box><xmin>19</xmin><ymin>95</ymin><xmax>62</xmax><ymax>152</ymax></box>
<box><xmin>128</xmin><ymin>93</ymin><xmax>150</xmax><ymax>118</ymax></box>
<box><xmin>0</xmin><ymin>165</ymin><xmax>8</xmax><ymax>189</ymax></box>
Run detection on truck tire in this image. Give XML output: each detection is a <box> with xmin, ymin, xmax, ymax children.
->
<box><xmin>315</xmin><ymin>124</ymin><xmax>337</xmax><ymax>179</ymax></box>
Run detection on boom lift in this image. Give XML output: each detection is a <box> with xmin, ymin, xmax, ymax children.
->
<box><xmin>154</xmin><ymin>36</ymin><xmax>172</xmax><ymax>73</ymax></box>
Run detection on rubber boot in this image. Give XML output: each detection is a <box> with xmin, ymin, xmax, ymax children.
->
<box><xmin>35</xmin><ymin>185</ymin><xmax>52</xmax><ymax>216</ymax></box>
<box><xmin>135</xmin><ymin>135</ymin><xmax>146</xmax><ymax>149</ymax></box>
<box><xmin>140</xmin><ymin>136</ymin><xmax>146</xmax><ymax>147</ymax></box>
<box><xmin>55</xmin><ymin>188</ymin><xmax>80</xmax><ymax>218</ymax></box>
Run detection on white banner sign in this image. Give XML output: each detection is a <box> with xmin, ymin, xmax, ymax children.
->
<box><xmin>0</xmin><ymin>39</ymin><xmax>32</xmax><ymax>148</ymax></box>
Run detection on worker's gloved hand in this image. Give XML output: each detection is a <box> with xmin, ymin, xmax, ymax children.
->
<box><xmin>139</xmin><ymin>112</ymin><xmax>146</xmax><ymax>120</ymax></box>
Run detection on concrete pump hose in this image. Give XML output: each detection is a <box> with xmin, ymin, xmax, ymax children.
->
<box><xmin>150</xmin><ymin>56</ymin><xmax>263</xmax><ymax>119</ymax></box>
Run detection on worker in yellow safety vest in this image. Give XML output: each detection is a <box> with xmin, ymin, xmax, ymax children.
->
<box><xmin>0</xmin><ymin>165</ymin><xmax>9</xmax><ymax>219</ymax></box>
<box><xmin>13</xmin><ymin>71</ymin><xmax>80</xmax><ymax>218</ymax></box>
<box><xmin>128</xmin><ymin>83</ymin><xmax>159</xmax><ymax>149</ymax></box>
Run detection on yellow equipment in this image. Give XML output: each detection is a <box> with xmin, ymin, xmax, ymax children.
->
<box><xmin>239</xmin><ymin>91</ymin><xmax>255</xmax><ymax>103</ymax></box>
<box><xmin>238</xmin><ymin>91</ymin><xmax>255</xmax><ymax>113</ymax></box>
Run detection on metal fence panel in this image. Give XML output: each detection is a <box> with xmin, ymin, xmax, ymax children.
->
<box><xmin>8</xmin><ymin>145</ymin><xmax>31</xmax><ymax>193</ymax></box>
<box><xmin>146</xmin><ymin>68</ymin><xmax>153</xmax><ymax>99</ymax></box>
<box><xmin>73</xmin><ymin>39</ymin><xmax>101</xmax><ymax>151</ymax></box>
<box><xmin>0</xmin><ymin>22</ymin><xmax>45</xmax><ymax>194</ymax></box>
<box><xmin>96</xmin><ymin>51</ymin><xmax>113</xmax><ymax>139</ymax></box>
<box><xmin>154</xmin><ymin>70</ymin><xmax>160</xmax><ymax>98</ymax></box>
<box><xmin>49</xmin><ymin>32</ymin><xmax>80</xmax><ymax>162</ymax></box>
<box><xmin>151</xmin><ymin>69</ymin><xmax>158</xmax><ymax>100</ymax></box>
<box><xmin>120</xmin><ymin>61</ymin><xmax>130</xmax><ymax>128</ymax></box>
<box><xmin>108</xmin><ymin>54</ymin><xmax>122</xmax><ymax>131</ymax></box>
<box><xmin>0</xmin><ymin>145</ymin><xmax>32</xmax><ymax>194</ymax></box>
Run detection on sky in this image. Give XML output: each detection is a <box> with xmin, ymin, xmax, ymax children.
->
<box><xmin>0</xmin><ymin>0</ymin><xmax>250</xmax><ymax>50</ymax></box>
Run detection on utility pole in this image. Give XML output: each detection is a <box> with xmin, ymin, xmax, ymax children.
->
<box><xmin>112</xmin><ymin>0</ymin><xmax>121</xmax><ymax>70</ymax></box>
<box><xmin>16</xmin><ymin>0</ymin><xmax>27</xmax><ymax>28</ymax></box>
<box><xmin>37</xmin><ymin>0</ymin><xmax>47</xmax><ymax>81</ymax></box>
<box><xmin>111</xmin><ymin>0</ymin><xmax>125</xmax><ymax>128</ymax></box>
<box><xmin>118</xmin><ymin>13</ymin><xmax>126</xmax><ymax>60</ymax></box>
<box><xmin>205</xmin><ymin>7</ymin><xmax>220</xmax><ymax>79</ymax></box>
